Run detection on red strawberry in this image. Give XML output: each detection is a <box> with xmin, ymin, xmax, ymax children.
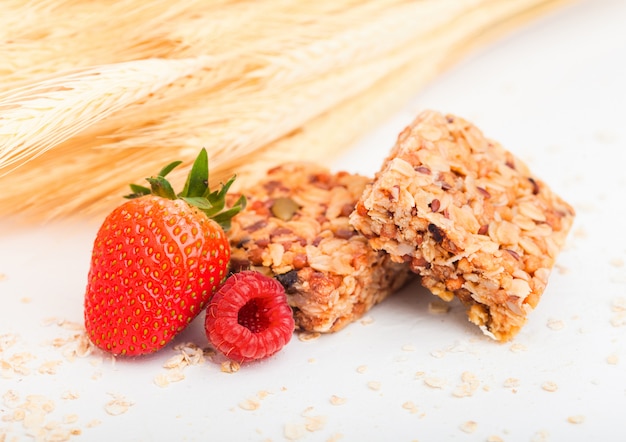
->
<box><xmin>205</xmin><ymin>270</ymin><xmax>295</xmax><ymax>363</ymax></box>
<box><xmin>84</xmin><ymin>149</ymin><xmax>245</xmax><ymax>356</ymax></box>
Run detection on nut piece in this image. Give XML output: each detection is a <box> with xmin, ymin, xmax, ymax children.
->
<box><xmin>350</xmin><ymin>110</ymin><xmax>575</xmax><ymax>341</ymax></box>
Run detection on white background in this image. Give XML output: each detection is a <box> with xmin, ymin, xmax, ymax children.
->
<box><xmin>2</xmin><ymin>0</ymin><xmax>626</xmax><ymax>440</ymax></box>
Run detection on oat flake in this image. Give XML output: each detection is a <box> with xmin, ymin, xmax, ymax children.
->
<box><xmin>424</xmin><ymin>377</ymin><xmax>445</xmax><ymax>389</ymax></box>
<box><xmin>329</xmin><ymin>395</ymin><xmax>347</xmax><ymax>406</ymax></box>
<box><xmin>541</xmin><ymin>381</ymin><xmax>558</xmax><ymax>392</ymax></box>
<box><xmin>606</xmin><ymin>354</ymin><xmax>619</xmax><ymax>365</ymax></box>
<box><xmin>459</xmin><ymin>421</ymin><xmax>477</xmax><ymax>433</ymax></box>
<box><xmin>567</xmin><ymin>415</ymin><xmax>585</xmax><ymax>424</ymax></box>
<box><xmin>367</xmin><ymin>381</ymin><xmax>381</xmax><ymax>391</ymax></box>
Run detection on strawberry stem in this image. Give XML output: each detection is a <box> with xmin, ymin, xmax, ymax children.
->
<box><xmin>125</xmin><ymin>148</ymin><xmax>246</xmax><ymax>230</ymax></box>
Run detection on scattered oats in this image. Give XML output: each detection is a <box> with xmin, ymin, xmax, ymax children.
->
<box><xmin>459</xmin><ymin>420</ymin><xmax>477</xmax><ymax>433</ymax></box>
<box><xmin>504</xmin><ymin>378</ymin><xmax>520</xmax><ymax>388</ymax></box>
<box><xmin>483</xmin><ymin>385</ymin><xmax>491</xmax><ymax>392</ymax></box>
<box><xmin>402</xmin><ymin>401</ymin><xmax>418</xmax><ymax>414</ymax></box>
<box><xmin>257</xmin><ymin>390</ymin><xmax>271</xmax><ymax>400</ymax></box>
<box><xmin>606</xmin><ymin>354</ymin><xmax>619</xmax><ymax>365</ymax></box>
<box><xmin>610</xmin><ymin>258</ymin><xmax>624</xmax><ymax>268</ymax></box>
<box><xmin>530</xmin><ymin>430</ymin><xmax>550</xmax><ymax>442</ymax></box>
<box><xmin>308</xmin><ymin>358</ymin><xmax>316</xmax><ymax>363</ymax></box>
<box><xmin>541</xmin><ymin>381</ymin><xmax>558</xmax><ymax>392</ymax></box>
<box><xmin>567</xmin><ymin>415</ymin><xmax>585</xmax><ymax>424</ymax></box>
<box><xmin>327</xmin><ymin>433</ymin><xmax>344</xmax><ymax>442</ymax></box>
<box><xmin>284</xmin><ymin>423</ymin><xmax>306</xmax><ymax>441</ymax></box>
<box><xmin>546</xmin><ymin>318</ymin><xmax>565</xmax><ymax>331</ymax></box>
<box><xmin>424</xmin><ymin>377</ymin><xmax>445</xmax><ymax>389</ymax></box>
<box><xmin>20</xmin><ymin>297</ymin><xmax>31</xmax><ymax>304</ymax></box>
<box><xmin>487</xmin><ymin>436</ymin><xmax>504</xmax><ymax>442</ymax></box>
<box><xmin>42</xmin><ymin>427</ymin><xmax>71</xmax><ymax>442</ymax></box>
<box><xmin>85</xmin><ymin>419</ymin><xmax>101</xmax><ymax>428</ymax></box>
<box><xmin>0</xmin><ymin>333</ymin><xmax>18</xmax><ymax>351</ymax></box>
<box><xmin>414</xmin><ymin>371</ymin><xmax>425</xmax><ymax>378</ymax></box>
<box><xmin>238</xmin><ymin>398</ymin><xmax>261</xmax><ymax>411</ymax></box>
<box><xmin>610</xmin><ymin>312</ymin><xmax>626</xmax><ymax>328</ymax></box>
<box><xmin>41</xmin><ymin>317</ymin><xmax>59</xmax><ymax>327</ymax></box>
<box><xmin>329</xmin><ymin>395</ymin><xmax>347</xmax><ymax>406</ymax></box>
<box><xmin>360</xmin><ymin>316</ymin><xmax>375</xmax><ymax>326</ymax></box>
<box><xmin>428</xmin><ymin>300</ymin><xmax>450</xmax><ymax>314</ymax></box>
<box><xmin>57</xmin><ymin>320</ymin><xmax>84</xmax><ymax>331</ymax></box>
<box><xmin>63</xmin><ymin>414</ymin><xmax>79</xmax><ymax>424</ymax></box>
<box><xmin>91</xmin><ymin>370</ymin><xmax>103</xmax><ymax>380</ymax></box>
<box><xmin>70</xmin><ymin>429</ymin><xmax>82</xmax><ymax>437</ymax></box>
<box><xmin>38</xmin><ymin>360</ymin><xmax>63</xmax><ymax>375</ymax></box>
<box><xmin>23</xmin><ymin>410</ymin><xmax>46</xmax><ymax>429</ymax></box>
<box><xmin>430</xmin><ymin>350</ymin><xmax>445</xmax><ymax>359</ymax></box>
<box><xmin>402</xmin><ymin>344</ymin><xmax>416</xmax><ymax>352</ymax></box>
<box><xmin>2</xmin><ymin>389</ymin><xmax>20</xmax><ymax>408</ymax></box>
<box><xmin>221</xmin><ymin>360</ymin><xmax>241</xmax><ymax>373</ymax></box>
<box><xmin>453</xmin><ymin>372</ymin><xmax>480</xmax><ymax>398</ymax></box>
<box><xmin>163</xmin><ymin>354</ymin><xmax>187</xmax><ymax>369</ymax></box>
<box><xmin>356</xmin><ymin>365</ymin><xmax>368</xmax><ymax>374</ymax></box>
<box><xmin>367</xmin><ymin>381</ymin><xmax>381</xmax><ymax>391</ymax></box>
<box><xmin>0</xmin><ymin>273</ymin><xmax>6</xmax><ymax>281</ymax></box>
<box><xmin>297</xmin><ymin>331</ymin><xmax>321</xmax><ymax>342</ymax></box>
<box><xmin>572</xmin><ymin>227</ymin><xmax>587</xmax><ymax>239</ymax></box>
<box><xmin>304</xmin><ymin>415</ymin><xmax>327</xmax><ymax>432</ymax></box>
<box><xmin>509</xmin><ymin>343</ymin><xmax>527</xmax><ymax>353</ymax></box>
<box><xmin>612</xmin><ymin>297</ymin><xmax>626</xmax><ymax>312</ymax></box>
<box><xmin>153</xmin><ymin>374</ymin><xmax>171</xmax><ymax>388</ymax></box>
<box><xmin>104</xmin><ymin>393</ymin><xmax>133</xmax><ymax>416</ymax></box>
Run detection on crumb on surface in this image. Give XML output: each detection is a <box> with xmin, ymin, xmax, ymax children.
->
<box><xmin>402</xmin><ymin>401</ymin><xmax>419</xmax><ymax>414</ymax></box>
<box><xmin>428</xmin><ymin>301</ymin><xmax>450</xmax><ymax>314</ymax></box>
<box><xmin>367</xmin><ymin>381</ymin><xmax>381</xmax><ymax>391</ymax></box>
<box><xmin>423</xmin><ymin>377</ymin><xmax>446</xmax><ymax>389</ymax></box>
<box><xmin>567</xmin><ymin>415</ymin><xmax>585</xmax><ymax>424</ymax></box>
<box><xmin>546</xmin><ymin>318</ymin><xmax>565</xmax><ymax>331</ymax></box>
<box><xmin>104</xmin><ymin>393</ymin><xmax>133</xmax><ymax>416</ymax></box>
<box><xmin>453</xmin><ymin>372</ymin><xmax>480</xmax><ymax>398</ymax></box>
<box><xmin>329</xmin><ymin>395</ymin><xmax>347</xmax><ymax>406</ymax></box>
<box><xmin>221</xmin><ymin>360</ymin><xmax>241</xmax><ymax>373</ymax></box>
<box><xmin>297</xmin><ymin>331</ymin><xmax>321</xmax><ymax>342</ymax></box>
<box><xmin>541</xmin><ymin>381</ymin><xmax>558</xmax><ymax>392</ymax></box>
<box><xmin>459</xmin><ymin>420</ymin><xmax>478</xmax><ymax>433</ymax></box>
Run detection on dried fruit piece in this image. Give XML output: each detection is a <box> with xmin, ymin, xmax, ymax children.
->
<box><xmin>205</xmin><ymin>270</ymin><xmax>295</xmax><ymax>362</ymax></box>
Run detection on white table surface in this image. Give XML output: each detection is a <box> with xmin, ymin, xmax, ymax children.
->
<box><xmin>2</xmin><ymin>0</ymin><xmax>626</xmax><ymax>440</ymax></box>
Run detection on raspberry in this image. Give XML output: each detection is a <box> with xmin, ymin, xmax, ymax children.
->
<box><xmin>205</xmin><ymin>270</ymin><xmax>295</xmax><ymax>363</ymax></box>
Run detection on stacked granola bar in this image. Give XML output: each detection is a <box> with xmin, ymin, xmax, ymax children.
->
<box><xmin>350</xmin><ymin>110</ymin><xmax>575</xmax><ymax>340</ymax></box>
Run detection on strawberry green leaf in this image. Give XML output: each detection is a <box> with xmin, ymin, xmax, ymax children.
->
<box><xmin>158</xmin><ymin>160</ymin><xmax>183</xmax><ymax>178</ymax></box>
<box><xmin>181</xmin><ymin>197</ymin><xmax>213</xmax><ymax>211</ymax></box>
<box><xmin>124</xmin><ymin>183</ymin><xmax>151</xmax><ymax>199</ymax></box>
<box><xmin>180</xmin><ymin>148</ymin><xmax>208</xmax><ymax>198</ymax></box>
<box><xmin>211</xmin><ymin>194</ymin><xmax>246</xmax><ymax>230</ymax></box>
<box><xmin>124</xmin><ymin>148</ymin><xmax>246</xmax><ymax>228</ymax></box>
<box><xmin>147</xmin><ymin>176</ymin><xmax>177</xmax><ymax>200</ymax></box>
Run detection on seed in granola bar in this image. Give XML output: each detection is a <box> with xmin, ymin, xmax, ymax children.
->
<box><xmin>275</xmin><ymin>270</ymin><xmax>299</xmax><ymax>294</ymax></box>
<box><xmin>428</xmin><ymin>223</ymin><xmax>444</xmax><ymax>243</ymax></box>
<box><xmin>429</xmin><ymin>199</ymin><xmax>441</xmax><ymax>212</ymax></box>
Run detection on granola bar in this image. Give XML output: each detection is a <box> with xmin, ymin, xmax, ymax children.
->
<box><xmin>226</xmin><ymin>162</ymin><xmax>412</xmax><ymax>333</ymax></box>
<box><xmin>350</xmin><ymin>110</ymin><xmax>575</xmax><ymax>341</ymax></box>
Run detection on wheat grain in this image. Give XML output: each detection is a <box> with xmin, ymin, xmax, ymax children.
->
<box><xmin>0</xmin><ymin>0</ymin><xmax>573</xmax><ymax>220</ymax></box>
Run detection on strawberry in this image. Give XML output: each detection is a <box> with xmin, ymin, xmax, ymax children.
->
<box><xmin>84</xmin><ymin>148</ymin><xmax>245</xmax><ymax>356</ymax></box>
<box><xmin>205</xmin><ymin>270</ymin><xmax>295</xmax><ymax>363</ymax></box>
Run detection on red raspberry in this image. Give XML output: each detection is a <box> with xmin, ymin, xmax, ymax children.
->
<box><xmin>205</xmin><ymin>270</ymin><xmax>295</xmax><ymax>363</ymax></box>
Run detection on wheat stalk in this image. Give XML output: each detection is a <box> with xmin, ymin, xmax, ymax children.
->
<box><xmin>0</xmin><ymin>0</ymin><xmax>573</xmax><ymax>221</ymax></box>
